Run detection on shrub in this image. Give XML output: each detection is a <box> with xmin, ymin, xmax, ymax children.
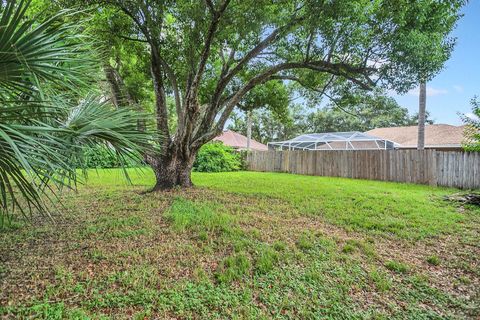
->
<box><xmin>83</xmin><ymin>145</ymin><xmax>139</xmax><ymax>168</ymax></box>
<box><xmin>236</xmin><ymin>150</ymin><xmax>249</xmax><ymax>170</ymax></box>
<box><xmin>193</xmin><ymin>142</ymin><xmax>241</xmax><ymax>172</ymax></box>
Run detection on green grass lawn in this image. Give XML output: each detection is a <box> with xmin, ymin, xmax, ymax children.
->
<box><xmin>1</xmin><ymin>169</ymin><xmax>479</xmax><ymax>319</ymax></box>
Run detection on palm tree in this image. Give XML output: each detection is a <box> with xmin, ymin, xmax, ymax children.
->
<box><xmin>0</xmin><ymin>0</ymin><xmax>152</xmax><ymax>224</ymax></box>
<box><xmin>417</xmin><ymin>81</ymin><xmax>427</xmax><ymax>150</ymax></box>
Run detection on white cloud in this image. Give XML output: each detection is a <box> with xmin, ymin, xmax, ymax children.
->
<box><xmin>386</xmin><ymin>89</ymin><xmax>399</xmax><ymax>96</ymax></box>
<box><xmin>407</xmin><ymin>86</ymin><xmax>448</xmax><ymax>97</ymax></box>
<box><xmin>453</xmin><ymin>85</ymin><xmax>464</xmax><ymax>93</ymax></box>
<box><xmin>465</xmin><ymin>113</ymin><xmax>479</xmax><ymax>121</ymax></box>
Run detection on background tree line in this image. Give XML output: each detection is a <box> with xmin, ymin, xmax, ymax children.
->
<box><xmin>229</xmin><ymin>90</ymin><xmax>433</xmax><ymax>144</ymax></box>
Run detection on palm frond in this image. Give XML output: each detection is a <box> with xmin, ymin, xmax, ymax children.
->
<box><xmin>0</xmin><ymin>1</ymin><xmax>154</xmax><ymax>224</ymax></box>
<box><xmin>0</xmin><ymin>0</ymin><xmax>92</xmax><ymax>99</ymax></box>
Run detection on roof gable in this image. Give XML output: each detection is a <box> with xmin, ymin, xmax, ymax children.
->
<box><xmin>213</xmin><ymin>130</ymin><xmax>268</xmax><ymax>151</ymax></box>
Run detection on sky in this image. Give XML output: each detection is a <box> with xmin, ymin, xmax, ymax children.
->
<box><xmin>391</xmin><ymin>0</ymin><xmax>480</xmax><ymax>125</ymax></box>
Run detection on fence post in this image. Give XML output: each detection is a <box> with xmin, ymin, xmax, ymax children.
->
<box><xmin>429</xmin><ymin>150</ymin><xmax>438</xmax><ymax>186</ymax></box>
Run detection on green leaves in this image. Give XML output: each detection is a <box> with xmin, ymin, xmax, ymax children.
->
<box><xmin>77</xmin><ymin>0</ymin><xmax>465</xmax><ymax>186</ymax></box>
<box><xmin>0</xmin><ymin>0</ymin><xmax>93</xmax><ymax>98</ymax></box>
<box><xmin>0</xmin><ymin>1</ymin><xmax>154</xmax><ymax>224</ymax></box>
<box><xmin>461</xmin><ymin>97</ymin><xmax>480</xmax><ymax>151</ymax></box>
<box><xmin>193</xmin><ymin>142</ymin><xmax>241</xmax><ymax>173</ymax></box>
<box><xmin>60</xmin><ymin>95</ymin><xmax>153</xmax><ymax>173</ymax></box>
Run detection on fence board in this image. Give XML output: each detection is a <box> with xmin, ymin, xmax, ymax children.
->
<box><xmin>246</xmin><ymin>150</ymin><xmax>480</xmax><ymax>189</ymax></box>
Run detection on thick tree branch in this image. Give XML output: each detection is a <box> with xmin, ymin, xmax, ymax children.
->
<box><xmin>269</xmin><ymin>74</ymin><xmax>335</xmax><ymax>97</ymax></box>
<box><xmin>180</xmin><ymin>0</ymin><xmax>231</xmax><ymax>156</ymax></box>
<box><xmin>158</xmin><ymin>57</ymin><xmax>183</xmax><ymax>133</ymax></box>
<box><xmin>189</xmin><ymin>0</ymin><xmax>230</xmax><ymax>96</ymax></box>
<box><xmin>270</xmin><ymin>75</ymin><xmax>358</xmax><ymax>117</ymax></box>
<box><xmin>215</xmin><ymin>18</ymin><xmax>302</xmax><ymax>94</ymax></box>
<box><xmin>204</xmin><ymin>0</ymin><xmax>215</xmax><ymax>11</ymax></box>
<box><xmin>150</xmin><ymin>49</ymin><xmax>171</xmax><ymax>147</ymax></box>
<box><xmin>190</xmin><ymin>4</ymin><xmax>302</xmax><ymax>142</ymax></box>
<box><xmin>114</xmin><ymin>4</ymin><xmax>153</xmax><ymax>44</ymax></box>
<box><xmin>192</xmin><ymin>60</ymin><xmax>376</xmax><ymax>147</ymax></box>
<box><xmin>198</xmin><ymin>17</ymin><xmax>304</xmax><ymax>136</ymax></box>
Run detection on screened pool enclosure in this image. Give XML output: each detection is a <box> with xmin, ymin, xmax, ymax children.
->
<box><xmin>268</xmin><ymin>132</ymin><xmax>397</xmax><ymax>151</ymax></box>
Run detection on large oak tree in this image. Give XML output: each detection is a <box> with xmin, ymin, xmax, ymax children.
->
<box><xmin>88</xmin><ymin>0</ymin><xmax>463</xmax><ymax>189</ymax></box>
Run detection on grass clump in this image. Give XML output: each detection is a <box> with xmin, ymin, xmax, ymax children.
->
<box><xmin>273</xmin><ymin>241</ymin><xmax>287</xmax><ymax>252</ymax></box>
<box><xmin>216</xmin><ymin>253</ymin><xmax>251</xmax><ymax>283</ymax></box>
<box><xmin>87</xmin><ymin>249</ymin><xmax>106</xmax><ymax>263</ymax></box>
<box><xmin>342</xmin><ymin>239</ymin><xmax>376</xmax><ymax>257</ymax></box>
<box><xmin>426</xmin><ymin>255</ymin><xmax>441</xmax><ymax>266</ymax></box>
<box><xmin>165</xmin><ymin>198</ymin><xmax>233</xmax><ymax>235</ymax></box>
<box><xmin>255</xmin><ymin>246</ymin><xmax>279</xmax><ymax>274</ymax></box>
<box><xmin>342</xmin><ymin>244</ymin><xmax>355</xmax><ymax>254</ymax></box>
<box><xmin>385</xmin><ymin>260</ymin><xmax>409</xmax><ymax>274</ymax></box>
<box><xmin>369</xmin><ymin>269</ymin><xmax>392</xmax><ymax>292</ymax></box>
<box><xmin>296</xmin><ymin>231</ymin><xmax>315</xmax><ymax>251</ymax></box>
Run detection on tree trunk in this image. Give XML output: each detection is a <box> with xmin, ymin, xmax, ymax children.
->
<box><xmin>104</xmin><ymin>64</ymin><xmax>125</xmax><ymax>108</ymax></box>
<box><xmin>150</xmin><ymin>147</ymin><xmax>196</xmax><ymax>190</ymax></box>
<box><xmin>246</xmin><ymin>110</ymin><xmax>252</xmax><ymax>151</ymax></box>
<box><xmin>417</xmin><ymin>81</ymin><xmax>426</xmax><ymax>150</ymax></box>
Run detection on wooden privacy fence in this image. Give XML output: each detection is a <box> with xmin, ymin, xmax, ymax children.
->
<box><xmin>246</xmin><ymin>150</ymin><xmax>480</xmax><ymax>189</ymax></box>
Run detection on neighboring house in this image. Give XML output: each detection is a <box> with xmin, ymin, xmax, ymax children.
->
<box><xmin>213</xmin><ymin>130</ymin><xmax>268</xmax><ymax>151</ymax></box>
<box><xmin>366</xmin><ymin>124</ymin><xmax>466</xmax><ymax>150</ymax></box>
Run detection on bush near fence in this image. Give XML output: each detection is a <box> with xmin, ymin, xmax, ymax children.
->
<box><xmin>193</xmin><ymin>142</ymin><xmax>242</xmax><ymax>172</ymax></box>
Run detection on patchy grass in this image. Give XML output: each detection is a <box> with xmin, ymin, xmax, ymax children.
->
<box><xmin>1</xmin><ymin>169</ymin><xmax>479</xmax><ymax>319</ymax></box>
<box><xmin>369</xmin><ymin>268</ymin><xmax>393</xmax><ymax>292</ymax></box>
<box><xmin>295</xmin><ymin>231</ymin><xmax>316</xmax><ymax>251</ymax></box>
<box><xmin>254</xmin><ymin>245</ymin><xmax>279</xmax><ymax>274</ymax></box>
<box><xmin>385</xmin><ymin>260</ymin><xmax>410</xmax><ymax>274</ymax></box>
